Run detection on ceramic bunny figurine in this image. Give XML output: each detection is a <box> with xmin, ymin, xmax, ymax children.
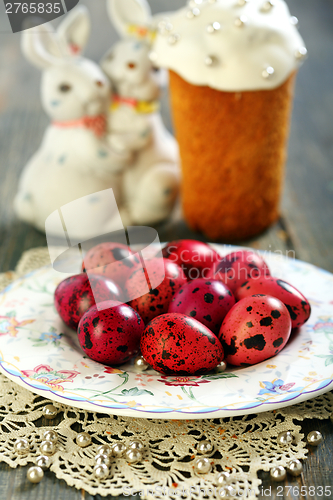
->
<box><xmin>14</xmin><ymin>6</ymin><xmax>130</xmax><ymax>240</ymax></box>
<box><xmin>101</xmin><ymin>0</ymin><xmax>180</xmax><ymax>227</ymax></box>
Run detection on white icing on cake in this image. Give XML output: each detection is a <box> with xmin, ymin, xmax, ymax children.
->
<box><xmin>152</xmin><ymin>0</ymin><xmax>306</xmax><ymax>91</ymax></box>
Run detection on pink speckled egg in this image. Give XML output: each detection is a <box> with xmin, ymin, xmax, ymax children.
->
<box><xmin>168</xmin><ymin>279</ymin><xmax>235</xmax><ymax>335</ymax></box>
<box><xmin>219</xmin><ymin>295</ymin><xmax>291</xmax><ymax>366</ymax></box>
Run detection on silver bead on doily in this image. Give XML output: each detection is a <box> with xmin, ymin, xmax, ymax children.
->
<box><xmin>234</xmin><ymin>16</ymin><xmax>247</xmax><ymax>27</ymax></box>
<box><xmin>307</xmin><ymin>430</ymin><xmax>323</xmax><ymax>446</ymax></box>
<box><xmin>134</xmin><ymin>356</ymin><xmax>150</xmax><ymax>371</ymax></box>
<box><xmin>93</xmin><ymin>464</ymin><xmax>109</xmax><ymax>480</ymax></box>
<box><xmin>205</xmin><ymin>55</ymin><xmax>218</xmax><ymax>67</ymax></box>
<box><xmin>40</xmin><ymin>440</ymin><xmax>56</xmax><ymax>456</ymax></box>
<box><xmin>206</xmin><ymin>22</ymin><xmax>221</xmax><ymax>34</ymax></box>
<box><xmin>27</xmin><ymin>466</ymin><xmax>44</xmax><ymax>484</ymax></box>
<box><xmin>277</xmin><ymin>430</ymin><xmax>294</xmax><ymax>447</ymax></box>
<box><xmin>270</xmin><ymin>465</ymin><xmax>287</xmax><ymax>482</ymax></box>
<box><xmin>97</xmin><ymin>444</ymin><xmax>112</xmax><ymax>456</ymax></box>
<box><xmin>186</xmin><ymin>8</ymin><xmax>201</xmax><ymax>19</ymax></box>
<box><xmin>95</xmin><ymin>453</ymin><xmax>111</xmax><ymax>467</ymax></box>
<box><xmin>125</xmin><ymin>448</ymin><xmax>143</xmax><ymax>464</ymax></box>
<box><xmin>14</xmin><ymin>438</ymin><xmax>29</xmax><ymax>455</ymax></box>
<box><xmin>43</xmin><ymin>430</ymin><xmax>58</xmax><ymax>443</ymax></box>
<box><xmin>290</xmin><ymin>16</ymin><xmax>299</xmax><ymax>26</ymax></box>
<box><xmin>128</xmin><ymin>440</ymin><xmax>145</xmax><ymax>451</ymax></box>
<box><xmin>76</xmin><ymin>432</ymin><xmax>92</xmax><ymax>448</ymax></box>
<box><xmin>236</xmin><ymin>0</ymin><xmax>248</xmax><ymax>6</ymax></box>
<box><xmin>260</xmin><ymin>0</ymin><xmax>275</xmax><ymax>12</ymax></box>
<box><xmin>42</xmin><ymin>404</ymin><xmax>58</xmax><ymax>420</ymax></box>
<box><xmin>287</xmin><ymin>459</ymin><xmax>303</xmax><ymax>477</ymax></box>
<box><xmin>197</xmin><ymin>440</ymin><xmax>213</xmax><ymax>455</ymax></box>
<box><xmin>216</xmin><ymin>471</ymin><xmax>230</xmax><ymax>486</ymax></box>
<box><xmin>111</xmin><ymin>442</ymin><xmax>127</xmax><ymax>458</ymax></box>
<box><xmin>215</xmin><ymin>361</ymin><xmax>227</xmax><ymax>373</ymax></box>
<box><xmin>262</xmin><ymin>66</ymin><xmax>275</xmax><ymax>79</ymax></box>
<box><xmin>217</xmin><ymin>485</ymin><xmax>237</xmax><ymax>499</ymax></box>
<box><xmin>36</xmin><ymin>455</ymin><xmax>51</xmax><ymax>470</ymax></box>
<box><xmin>194</xmin><ymin>457</ymin><xmax>212</xmax><ymax>474</ymax></box>
<box><xmin>158</xmin><ymin>20</ymin><xmax>173</xmax><ymax>36</ymax></box>
<box><xmin>167</xmin><ymin>33</ymin><xmax>181</xmax><ymax>45</ymax></box>
<box><xmin>295</xmin><ymin>47</ymin><xmax>308</xmax><ymax>61</ymax></box>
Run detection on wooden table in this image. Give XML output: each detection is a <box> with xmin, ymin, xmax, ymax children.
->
<box><xmin>0</xmin><ymin>1</ymin><xmax>332</xmax><ymax>498</ymax></box>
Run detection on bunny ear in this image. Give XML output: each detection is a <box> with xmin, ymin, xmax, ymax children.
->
<box><xmin>21</xmin><ymin>24</ymin><xmax>63</xmax><ymax>69</ymax></box>
<box><xmin>57</xmin><ymin>5</ymin><xmax>91</xmax><ymax>56</ymax></box>
<box><xmin>107</xmin><ymin>0</ymin><xmax>152</xmax><ymax>38</ymax></box>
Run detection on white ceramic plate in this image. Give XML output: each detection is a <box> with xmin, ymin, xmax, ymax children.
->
<box><xmin>0</xmin><ymin>245</ymin><xmax>333</xmax><ymax>420</ymax></box>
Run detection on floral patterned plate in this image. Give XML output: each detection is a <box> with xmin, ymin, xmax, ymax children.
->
<box><xmin>0</xmin><ymin>245</ymin><xmax>333</xmax><ymax>420</ymax></box>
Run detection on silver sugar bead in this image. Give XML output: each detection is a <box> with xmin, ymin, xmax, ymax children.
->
<box><xmin>36</xmin><ymin>455</ymin><xmax>51</xmax><ymax>470</ymax></box>
<box><xmin>186</xmin><ymin>8</ymin><xmax>201</xmax><ymax>19</ymax></box>
<box><xmin>43</xmin><ymin>430</ymin><xmax>58</xmax><ymax>443</ymax></box>
<box><xmin>287</xmin><ymin>459</ymin><xmax>303</xmax><ymax>477</ymax></box>
<box><xmin>217</xmin><ymin>485</ymin><xmax>237</xmax><ymax>500</ymax></box>
<box><xmin>290</xmin><ymin>16</ymin><xmax>299</xmax><ymax>26</ymax></box>
<box><xmin>197</xmin><ymin>440</ymin><xmax>213</xmax><ymax>455</ymax></box>
<box><xmin>236</xmin><ymin>0</ymin><xmax>248</xmax><ymax>6</ymax></box>
<box><xmin>215</xmin><ymin>361</ymin><xmax>227</xmax><ymax>373</ymax></box>
<box><xmin>277</xmin><ymin>430</ymin><xmax>294</xmax><ymax>447</ymax></box>
<box><xmin>27</xmin><ymin>466</ymin><xmax>44</xmax><ymax>484</ymax></box>
<box><xmin>167</xmin><ymin>33</ymin><xmax>181</xmax><ymax>45</ymax></box>
<box><xmin>205</xmin><ymin>55</ymin><xmax>218</xmax><ymax>67</ymax></box>
<box><xmin>307</xmin><ymin>430</ymin><xmax>323</xmax><ymax>446</ymax></box>
<box><xmin>295</xmin><ymin>47</ymin><xmax>308</xmax><ymax>61</ymax></box>
<box><xmin>111</xmin><ymin>442</ymin><xmax>127</xmax><ymax>458</ymax></box>
<box><xmin>260</xmin><ymin>0</ymin><xmax>275</xmax><ymax>12</ymax></box>
<box><xmin>128</xmin><ymin>440</ymin><xmax>145</xmax><ymax>451</ymax></box>
<box><xmin>206</xmin><ymin>22</ymin><xmax>221</xmax><ymax>34</ymax></box>
<box><xmin>158</xmin><ymin>20</ymin><xmax>173</xmax><ymax>35</ymax></box>
<box><xmin>262</xmin><ymin>66</ymin><xmax>275</xmax><ymax>79</ymax></box>
<box><xmin>40</xmin><ymin>440</ymin><xmax>56</xmax><ymax>456</ymax></box>
<box><xmin>93</xmin><ymin>464</ymin><xmax>109</xmax><ymax>480</ymax></box>
<box><xmin>42</xmin><ymin>404</ymin><xmax>58</xmax><ymax>420</ymax></box>
<box><xmin>97</xmin><ymin>444</ymin><xmax>112</xmax><ymax>456</ymax></box>
<box><xmin>14</xmin><ymin>438</ymin><xmax>29</xmax><ymax>455</ymax></box>
<box><xmin>216</xmin><ymin>471</ymin><xmax>230</xmax><ymax>486</ymax></box>
<box><xmin>194</xmin><ymin>457</ymin><xmax>212</xmax><ymax>474</ymax></box>
<box><xmin>188</xmin><ymin>0</ymin><xmax>203</xmax><ymax>6</ymax></box>
<box><xmin>270</xmin><ymin>465</ymin><xmax>286</xmax><ymax>482</ymax></box>
<box><xmin>76</xmin><ymin>432</ymin><xmax>92</xmax><ymax>448</ymax></box>
<box><xmin>125</xmin><ymin>448</ymin><xmax>143</xmax><ymax>464</ymax></box>
<box><xmin>95</xmin><ymin>453</ymin><xmax>111</xmax><ymax>467</ymax></box>
<box><xmin>134</xmin><ymin>356</ymin><xmax>150</xmax><ymax>371</ymax></box>
<box><xmin>234</xmin><ymin>16</ymin><xmax>247</xmax><ymax>27</ymax></box>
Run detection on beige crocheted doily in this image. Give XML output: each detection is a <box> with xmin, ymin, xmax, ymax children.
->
<box><xmin>0</xmin><ymin>248</ymin><xmax>332</xmax><ymax>499</ymax></box>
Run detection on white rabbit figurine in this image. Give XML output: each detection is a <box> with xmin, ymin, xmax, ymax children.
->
<box><xmin>14</xmin><ymin>6</ymin><xmax>130</xmax><ymax>240</ymax></box>
<box><xmin>101</xmin><ymin>0</ymin><xmax>180</xmax><ymax>227</ymax></box>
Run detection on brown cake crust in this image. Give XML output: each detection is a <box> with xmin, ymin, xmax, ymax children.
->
<box><xmin>169</xmin><ymin>70</ymin><xmax>296</xmax><ymax>241</ymax></box>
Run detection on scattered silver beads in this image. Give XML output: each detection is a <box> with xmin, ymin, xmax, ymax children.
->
<box><xmin>205</xmin><ymin>55</ymin><xmax>218</xmax><ymax>67</ymax></box>
<box><xmin>277</xmin><ymin>430</ymin><xmax>294</xmax><ymax>447</ymax></box>
<box><xmin>270</xmin><ymin>465</ymin><xmax>286</xmax><ymax>482</ymax></box>
<box><xmin>262</xmin><ymin>66</ymin><xmax>275</xmax><ymax>79</ymax></box>
<box><xmin>27</xmin><ymin>466</ymin><xmax>44</xmax><ymax>484</ymax></box>
<box><xmin>216</xmin><ymin>471</ymin><xmax>230</xmax><ymax>486</ymax></box>
<box><xmin>158</xmin><ymin>20</ymin><xmax>173</xmax><ymax>36</ymax></box>
<box><xmin>14</xmin><ymin>438</ymin><xmax>30</xmax><ymax>455</ymax></box>
<box><xmin>307</xmin><ymin>430</ymin><xmax>323</xmax><ymax>446</ymax></box>
<box><xmin>206</xmin><ymin>22</ymin><xmax>221</xmax><ymax>34</ymax></box>
<box><xmin>93</xmin><ymin>463</ymin><xmax>109</xmax><ymax>480</ymax></box>
<box><xmin>287</xmin><ymin>459</ymin><xmax>303</xmax><ymax>477</ymax></box>
<box><xmin>40</xmin><ymin>440</ymin><xmax>56</xmax><ymax>456</ymax></box>
<box><xmin>111</xmin><ymin>442</ymin><xmax>126</xmax><ymax>458</ymax></box>
<box><xmin>234</xmin><ymin>16</ymin><xmax>247</xmax><ymax>28</ymax></box>
<box><xmin>97</xmin><ymin>444</ymin><xmax>112</xmax><ymax>456</ymax></box>
<box><xmin>215</xmin><ymin>361</ymin><xmax>227</xmax><ymax>373</ymax></box>
<box><xmin>134</xmin><ymin>356</ymin><xmax>150</xmax><ymax>371</ymax></box>
<box><xmin>167</xmin><ymin>33</ymin><xmax>181</xmax><ymax>45</ymax></box>
<box><xmin>186</xmin><ymin>8</ymin><xmax>201</xmax><ymax>19</ymax></box>
<box><xmin>260</xmin><ymin>0</ymin><xmax>275</xmax><ymax>12</ymax></box>
<box><xmin>43</xmin><ymin>430</ymin><xmax>58</xmax><ymax>443</ymax></box>
<box><xmin>290</xmin><ymin>16</ymin><xmax>299</xmax><ymax>26</ymax></box>
<box><xmin>76</xmin><ymin>432</ymin><xmax>92</xmax><ymax>448</ymax></box>
<box><xmin>42</xmin><ymin>404</ymin><xmax>58</xmax><ymax>420</ymax></box>
<box><xmin>95</xmin><ymin>453</ymin><xmax>111</xmax><ymax>467</ymax></box>
<box><xmin>197</xmin><ymin>440</ymin><xmax>213</xmax><ymax>455</ymax></box>
<box><xmin>125</xmin><ymin>448</ymin><xmax>143</xmax><ymax>464</ymax></box>
<box><xmin>36</xmin><ymin>455</ymin><xmax>51</xmax><ymax>470</ymax></box>
<box><xmin>194</xmin><ymin>457</ymin><xmax>212</xmax><ymax>474</ymax></box>
<box><xmin>295</xmin><ymin>47</ymin><xmax>308</xmax><ymax>61</ymax></box>
<box><xmin>128</xmin><ymin>440</ymin><xmax>145</xmax><ymax>451</ymax></box>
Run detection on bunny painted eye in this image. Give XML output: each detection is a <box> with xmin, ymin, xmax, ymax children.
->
<box><xmin>96</xmin><ymin>81</ymin><xmax>104</xmax><ymax>87</ymax></box>
<box><xmin>127</xmin><ymin>62</ymin><xmax>137</xmax><ymax>70</ymax></box>
<box><xmin>59</xmin><ymin>84</ymin><xmax>72</xmax><ymax>93</ymax></box>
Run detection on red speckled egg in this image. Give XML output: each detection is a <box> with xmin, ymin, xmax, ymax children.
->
<box><xmin>54</xmin><ymin>274</ymin><xmax>122</xmax><ymax>330</ymax></box>
<box><xmin>126</xmin><ymin>258</ymin><xmax>187</xmax><ymax>324</ymax></box>
<box><xmin>162</xmin><ymin>240</ymin><xmax>220</xmax><ymax>280</ymax></box>
<box><xmin>82</xmin><ymin>242</ymin><xmax>140</xmax><ymax>287</ymax></box>
<box><xmin>219</xmin><ymin>295</ymin><xmax>292</xmax><ymax>366</ymax></box>
<box><xmin>168</xmin><ymin>279</ymin><xmax>235</xmax><ymax>335</ymax></box>
<box><xmin>141</xmin><ymin>313</ymin><xmax>224</xmax><ymax>375</ymax></box>
<box><xmin>78</xmin><ymin>300</ymin><xmax>144</xmax><ymax>365</ymax></box>
<box><xmin>235</xmin><ymin>277</ymin><xmax>311</xmax><ymax>329</ymax></box>
<box><xmin>206</xmin><ymin>250</ymin><xmax>270</xmax><ymax>293</ymax></box>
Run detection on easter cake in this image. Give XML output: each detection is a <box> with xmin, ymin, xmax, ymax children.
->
<box><xmin>152</xmin><ymin>0</ymin><xmax>307</xmax><ymax>240</ymax></box>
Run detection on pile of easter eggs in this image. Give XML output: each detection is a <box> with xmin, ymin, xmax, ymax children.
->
<box><xmin>54</xmin><ymin>240</ymin><xmax>311</xmax><ymax>375</ymax></box>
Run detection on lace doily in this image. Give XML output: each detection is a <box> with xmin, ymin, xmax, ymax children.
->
<box><xmin>0</xmin><ymin>247</ymin><xmax>333</xmax><ymax>499</ymax></box>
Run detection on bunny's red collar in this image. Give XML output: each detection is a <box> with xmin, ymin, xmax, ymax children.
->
<box><xmin>52</xmin><ymin>114</ymin><xmax>107</xmax><ymax>138</ymax></box>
